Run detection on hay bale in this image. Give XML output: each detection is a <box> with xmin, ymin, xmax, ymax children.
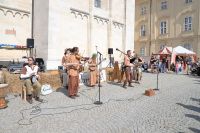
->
<box><xmin>39</xmin><ymin>72</ymin><xmax>62</xmax><ymax>89</ymax></box>
<box><xmin>5</xmin><ymin>70</ymin><xmax>62</xmax><ymax>94</ymax></box>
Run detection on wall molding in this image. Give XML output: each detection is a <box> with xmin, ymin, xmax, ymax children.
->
<box><xmin>0</xmin><ymin>4</ymin><xmax>30</xmax><ymax>18</ymax></box>
<box><xmin>70</xmin><ymin>8</ymin><xmax>89</xmax><ymax>19</ymax></box>
<box><xmin>93</xmin><ymin>15</ymin><xmax>109</xmax><ymax>24</ymax></box>
<box><xmin>112</xmin><ymin>21</ymin><xmax>124</xmax><ymax>29</ymax></box>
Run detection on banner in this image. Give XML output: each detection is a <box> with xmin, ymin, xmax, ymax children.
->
<box><xmin>0</xmin><ymin>44</ymin><xmax>27</xmax><ymax>49</ymax></box>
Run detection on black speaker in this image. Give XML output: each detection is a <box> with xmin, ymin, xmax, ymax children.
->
<box><xmin>27</xmin><ymin>38</ymin><xmax>34</xmax><ymax>48</ymax></box>
<box><xmin>108</xmin><ymin>48</ymin><xmax>113</xmax><ymax>54</ymax></box>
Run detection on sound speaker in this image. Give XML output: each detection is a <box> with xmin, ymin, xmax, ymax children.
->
<box><xmin>108</xmin><ymin>48</ymin><xmax>113</xmax><ymax>54</ymax></box>
<box><xmin>27</xmin><ymin>38</ymin><xmax>34</xmax><ymax>48</ymax></box>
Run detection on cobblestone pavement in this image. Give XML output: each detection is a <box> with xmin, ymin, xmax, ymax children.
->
<box><xmin>0</xmin><ymin>73</ymin><xmax>200</xmax><ymax>133</ymax></box>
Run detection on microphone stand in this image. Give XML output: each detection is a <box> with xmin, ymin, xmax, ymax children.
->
<box><xmin>94</xmin><ymin>50</ymin><xmax>103</xmax><ymax>105</ymax></box>
<box><xmin>154</xmin><ymin>59</ymin><xmax>159</xmax><ymax>91</ymax></box>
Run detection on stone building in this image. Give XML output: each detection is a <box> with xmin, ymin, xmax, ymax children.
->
<box><xmin>0</xmin><ymin>0</ymin><xmax>135</xmax><ymax>70</ymax></box>
<box><xmin>34</xmin><ymin>0</ymin><xmax>135</xmax><ymax>69</ymax></box>
<box><xmin>0</xmin><ymin>0</ymin><xmax>31</xmax><ymax>63</ymax></box>
<box><xmin>135</xmin><ymin>0</ymin><xmax>200</xmax><ymax>58</ymax></box>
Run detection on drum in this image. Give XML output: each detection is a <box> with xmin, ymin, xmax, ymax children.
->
<box><xmin>0</xmin><ymin>84</ymin><xmax>9</xmax><ymax>109</ymax></box>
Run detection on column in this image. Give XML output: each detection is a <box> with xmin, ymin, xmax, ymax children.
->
<box><xmin>107</xmin><ymin>0</ymin><xmax>112</xmax><ymax>49</ymax></box>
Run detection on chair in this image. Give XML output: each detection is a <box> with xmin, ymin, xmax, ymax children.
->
<box><xmin>21</xmin><ymin>83</ymin><xmax>26</xmax><ymax>101</ymax></box>
<box><xmin>20</xmin><ymin>80</ymin><xmax>36</xmax><ymax>101</ymax></box>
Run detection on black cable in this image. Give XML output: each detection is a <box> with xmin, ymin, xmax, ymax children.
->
<box><xmin>17</xmin><ymin>90</ymin><xmax>147</xmax><ymax>126</ymax></box>
<box><xmin>17</xmin><ymin>74</ymin><xmax>164</xmax><ymax>126</ymax></box>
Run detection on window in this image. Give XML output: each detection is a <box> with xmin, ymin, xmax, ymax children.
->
<box><xmin>160</xmin><ymin>44</ymin><xmax>166</xmax><ymax>50</ymax></box>
<box><xmin>184</xmin><ymin>16</ymin><xmax>192</xmax><ymax>31</ymax></box>
<box><xmin>184</xmin><ymin>44</ymin><xmax>192</xmax><ymax>51</ymax></box>
<box><xmin>161</xmin><ymin>1</ymin><xmax>167</xmax><ymax>10</ymax></box>
<box><xmin>140</xmin><ymin>25</ymin><xmax>146</xmax><ymax>37</ymax></box>
<box><xmin>160</xmin><ymin>21</ymin><xmax>167</xmax><ymax>34</ymax></box>
<box><xmin>185</xmin><ymin>0</ymin><xmax>192</xmax><ymax>4</ymax></box>
<box><xmin>141</xmin><ymin>7</ymin><xmax>147</xmax><ymax>15</ymax></box>
<box><xmin>140</xmin><ymin>47</ymin><xmax>145</xmax><ymax>56</ymax></box>
<box><xmin>95</xmin><ymin>0</ymin><xmax>101</xmax><ymax>8</ymax></box>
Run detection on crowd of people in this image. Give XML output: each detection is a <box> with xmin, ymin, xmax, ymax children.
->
<box><xmin>149</xmin><ymin>54</ymin><xmax>200</xmax><ymax>75</ymax></box>
<box><xmin>19</xmin><ymin>46</ymin><xmax>200</xmax><ymax>104</ymax></box>
<box><xmin>19</xmin><ymin>47</ymin><xmax>145</xmax><ymax>104</ymax></box>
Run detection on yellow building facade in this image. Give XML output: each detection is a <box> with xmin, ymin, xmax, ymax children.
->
<box><xmin>135</xmin><ymin>0</ymin><xmax>200</xmax><ymax>58</ymax></box>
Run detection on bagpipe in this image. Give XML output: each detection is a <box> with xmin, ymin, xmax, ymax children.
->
<box><xmin>116</xmin><ymin>48</ymin><xmax>136</xmax><ymax>63</ymax></box>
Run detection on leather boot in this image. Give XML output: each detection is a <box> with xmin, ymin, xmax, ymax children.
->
<box><xmin>35</xmin><ymin>97</ymin><xmax>43</xmax><ymax>102</ymax></box>
<box><xmin>27</xmin><ymin>95</ymin><xmax>33</xmax><ymax>104</ymax></box>
<box><xmin>122</xmin><ymin>83</ymin><xmax>127</xmax><ymax>89</ymax></box>
<box><xmin>128</xmin><ymin>83</ymin><xmax>134</xmax><ymax>87</ymax></box>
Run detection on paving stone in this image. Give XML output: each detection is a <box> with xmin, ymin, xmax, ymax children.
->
<box><xmin>0</xmin><ymin>73</ymin><xmax>200</xmax><ymax>133</ymax></box>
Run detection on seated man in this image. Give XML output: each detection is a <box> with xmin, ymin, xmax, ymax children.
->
<box><xmin>20</xmin><ymin>57</ymin><xmax>43</xmax><ymax>104</ymax></box>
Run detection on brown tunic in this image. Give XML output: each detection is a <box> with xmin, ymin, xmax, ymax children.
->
<box><xmin>68</xmin><ymin>54</ymin><xmax>80</xmax><ymax>96</ymax></box>
<box><xmin>88</xmin><ymin>59</ymin><xmax>97</xmax><ymax>86</ymax></box>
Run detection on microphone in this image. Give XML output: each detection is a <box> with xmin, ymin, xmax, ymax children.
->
<box><xmin>97</xmin><ymin>51</ymin><xmax>102</xmax><ymax>55</ymax></box>
<box><xmin>95</xmin><ymin>45</ymin><xmax>98</xmax><ymax>51</ymax></box>
<box><xmin>116</xmin><ymin>48</ymin><xmax>119</xmax><ymax>51</ymax></box>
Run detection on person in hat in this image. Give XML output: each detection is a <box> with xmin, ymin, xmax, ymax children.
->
<box><xmin>88</xmin><ymin>53</ymin><xmax>98</xmax><ymax>87</ymax></box>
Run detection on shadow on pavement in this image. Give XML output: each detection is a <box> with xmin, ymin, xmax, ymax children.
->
<box><xmin>190</xmin><ymin>98</ymin><xmax>200</xmax><ymax>102</ymax></box>
<box><xmin>185</xmin><ymin>114</ymin><xmax>200</xmax><ymax>122</ymax></box>
<box><xmin>188</xmin><ymin>127</ymin><xmax>200</xmax><ymax>133</ymax></box>
<box><xmin>107</xmin><ymin>81</ymin><xmax>123</xmax><ymax>87</ymax></box>
<box><xmin>56</xmin><ymin>87</ymin><xmax>68</xmax><ymax>96</ymax></box>
<box><xmin>176</xmin><ymin>103</ymin><xmax>200</xmax><ymax>113</ymax></box>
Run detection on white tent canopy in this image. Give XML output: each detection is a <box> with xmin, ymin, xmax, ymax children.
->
<box><xmin>171</xmin><ymin>46</ymin><xmax>196</xmax><ymax>64</ymax></box>
<box><xmin>173</xmin><ymin>46</ymin><xmax>196</xmax><ymax>55</ymax></box>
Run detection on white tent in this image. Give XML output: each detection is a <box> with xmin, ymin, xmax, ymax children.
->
<box><xmin>173</xmin><ymin>46</ymin><xmax>195</xmax><ymax>55</ymax></box>
<box><xmin>171</xmin><ymin>46</ymin><xmax>196</xmax><ymax>64</ymax></box>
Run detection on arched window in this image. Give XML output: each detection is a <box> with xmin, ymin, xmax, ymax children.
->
<box><xmin>160</xmin><ymin>21</ymin><xmax>167</xmax><ymax>34</ymax></box>
<box><xmin>95</xmin><ymin>0</ymin><xmax>101</xmax><ymax>8</ymax></box>
<box><xmin>160</xmin><ymin>44</ymin><xmax>166</xmax><ymax>50</ymax></box>
<box><xmin>140</xmin><ymin>47</ymin><xmax>145</xmax><ymax>56</ymax></box>
<box><xmin>184</xmin><ymin>16</ymin><xmax>192</xmax><ymax>31</ymax></box>
<box><xmin>140</xmin><ymin>25</ymin><xmax>146</xmax><ymax>37</ymax></box>
<box><xmin>183</xmin><ymin>43</ymin><xmax>193</xmax><ymax>51</ymax></box>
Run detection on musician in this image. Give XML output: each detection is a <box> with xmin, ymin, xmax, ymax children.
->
<box><xmin>62</xmin><ymin>48</ymin><xmax>71</xmax><ymax>72</ymax></box>
<box><xmin>123</xmin><ymin>50</ymin><xmax>134</xmax><ymax>88</ymax></box>
<box><xmin>88</xmin><ymin>54</ymin><xmax>98</xmax><ymax>87</ymax></box>
<box><xmin>74</xmin><ymin>51</ymin><xmax>86</xmax><ymax>73</ymax></box>
<box><xmin>61</xmin><ymin>48</ymin><xmax>71</xmax><ymax>89</ymax></box>
<box><xmin>118</xmin><ymin>62</ymin><xmax>125</xmax><ymax>83</ymax></box>
<box><xmin>150</xmin><ymin>55</ymin><xmax>157</xmax><ymax>73</ymax></box>
<box><xmin>132</xmin><ymin>50</ymin><xmax>136</xmax><ymax>57</ymax></box>
<box><xmin>133</xmin><ymin>54</ymin><xmax>143</xmax><ymax>84</ymax></box>
<box><xmin>68</xmin><ymin>47</ymin><xmax>81</xmax><ymax>98</ymax></box>
<box><xmin>20</xmin><ymin>57</ymin><xmax>43</xmax><ymax>104</ymax></box>
<box><xmin>130</xmin><ymin>53</ymin><xmax>137</xmax><ymax>81</ymax></box>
